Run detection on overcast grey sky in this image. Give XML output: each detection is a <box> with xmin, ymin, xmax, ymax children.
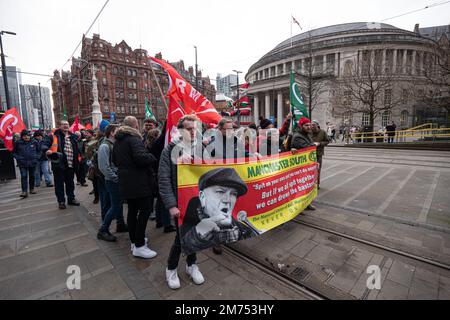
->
<box><xmin>1</xmin><ymin>0</ymin><xmax>449</xmax><ymax>90</ymax></box>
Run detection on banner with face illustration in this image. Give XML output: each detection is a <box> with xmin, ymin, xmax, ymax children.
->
<box><xmin>177</xmin><ymin>147</ymin><xmax>318</xmax><ymax>254</ymax></box>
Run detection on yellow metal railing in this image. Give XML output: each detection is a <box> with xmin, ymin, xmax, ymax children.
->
<box><xmin>344</xmin><ymin>127</ymin><xmax>450</xmax><ymax>143</ymax></box>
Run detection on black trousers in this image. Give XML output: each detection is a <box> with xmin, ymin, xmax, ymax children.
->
<box><xmin>53</xmin><ymin>167</ymin><xmax>75</xmax><ymax>203</ymax></box>
<box><xmin>75</xmin><ymin>160</ymin><xmax>87</xmax><ymax>184</ymax></box>
<box><xmin>127</xmin><ymin>197</ymin><xmax>153</xmax><ymax>248</ymax></box>
<box><xmin>167</xmin><ymin>227</ymin><xmax>196</xmax><ymax>270</ymax></box>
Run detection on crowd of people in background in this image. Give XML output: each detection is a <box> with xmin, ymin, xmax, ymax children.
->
<box><xmin>9</xmin><ymin>113</ymin><xmax>331</xmax><ymax>290</ymax></box>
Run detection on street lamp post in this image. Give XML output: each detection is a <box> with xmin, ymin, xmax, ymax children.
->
<box><xmin>38</xmin><ymin>82</ymin><xmax>45</xmax><ymax>129</ymax></box>
<box><xmin>194</xmin><ymin>46</ymin><xmax>199</xmax><ymax>91</ymax></box>
<box><xmin>233</xmin><ymin>70</ymin><xmax>242</xmax><ymax>126</ymax></box>
<box><xmin>0</xmin><ymin>30</ymin><xmax>16</xmax><ymax>110</ymax></box>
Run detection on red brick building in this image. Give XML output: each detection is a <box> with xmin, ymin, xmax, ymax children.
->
<box><xmin>52</xmin><ymin>34</ymin><xmax>216</xmax><ymax>126</ymax></box>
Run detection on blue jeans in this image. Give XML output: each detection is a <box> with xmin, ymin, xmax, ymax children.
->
<box><xmin>35</xmin><ymin>160</ymin><xmax>52</xmax><ymax>186</ymax></box>
<box><xmin>97</xmin><ymin>176</ymin><xmax>110</xmax><ymax>222</ymax></box>
<box><xmin>19</xmin><ymin>167</ymin><xmax>36</xmax><ymax>193</ymax></box>
<box><xmin>100</xmin><ymin>180</ymin><xmax>125</xmax><ymax>232</ymax></box>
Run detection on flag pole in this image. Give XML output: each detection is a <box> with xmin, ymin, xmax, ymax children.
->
<box><xmin>149</xmin><ymin>59</ymin><xmax>169</xmax><ymax>112</ymax></box>
<box><xmin>290</xmin><ymin>15</ymin><xmax>293</xmax><ymax>48</ymax></box>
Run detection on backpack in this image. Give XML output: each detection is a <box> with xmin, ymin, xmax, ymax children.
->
<box><xmin>92</xmin><ymin>139</ymin><xmax>113</xmax><ymax>179</ymax></box>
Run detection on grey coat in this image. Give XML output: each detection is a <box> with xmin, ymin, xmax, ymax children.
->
<box><xmin>158</xmin><ymin>137</ymin><xmax>205</xmax><ymax>211</ymax></box>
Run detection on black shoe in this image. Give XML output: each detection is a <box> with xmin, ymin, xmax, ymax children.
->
<box><xmin>116</xmin><ymin>224</ymin><xmax>128</xmax><ymax>233</ymax></box>
<box><xmin>212</xmin><ymin>246</ymin><xmax>223</xmax><ymax>255</ymax></box>
<box><xmin>46</xmin><ymin>184</ymin><xmax>54</xmax><ymax>187</ymax></box>
<box><xmin>80</xmin><ymin>183</ymin><xmax>89</xmax><ymax>187</ymax></box>
<box><xmin>20</xmin><ymin>192</ymin><xmax>28</xmax><ymax>198</ymax></box>
<box><xmin>59</xmin><ymin>202</ymin><xmax>66</xmax><ymax>210</ymax></box>
<box><xmin>97</xmin><ymin>231</ymin><xmax>117</xmax><ymax>242</ymax></box>
<box><xmin>305</xmin><ymin>205</ymin><xmax>316</xmax><ymax>211</ymax></box>
<box><xmin>156</xmin><ymin>222</ymin><xmax>163</xmax><ymax>229</ymax></box>
<box><xmin>164</xmin><ymin>225</ymin><xmax>176</xmax><ymax>233</ymax></box>
<box><xmin>68</xmin><ymin>199</ymin><xmax>80</xmax><ymax>206</ymax></box>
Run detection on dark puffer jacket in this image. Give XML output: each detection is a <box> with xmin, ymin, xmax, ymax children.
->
<box><xmin>13</xmin><ymin>138</ymin><xmax>40</xmax><ymax>168</ymax></box>
<box><xmin>112</xmin><ymin>126</ymin><xmax>157</xmax><ymax>200</ymax></box>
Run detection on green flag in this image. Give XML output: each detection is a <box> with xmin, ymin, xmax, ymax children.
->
<box><xmin>145</xmin><ymin>97</ymin><xmax>156</xmax><ymax>121</ymax></box>
<box><xmin>63</xmin><ymin>104</ymin><xmax>67</xmax><ymax>120</ymax></box>
<box><xmin>290</xmin><ymin>70</ymin><xmax>309</xmax><ymax>128</ymax></box>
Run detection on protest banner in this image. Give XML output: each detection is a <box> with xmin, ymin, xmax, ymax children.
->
<box><xmin>177</xmin><ymin>147</ymin><xmax>318</xmax><ymax>254</ymax></box>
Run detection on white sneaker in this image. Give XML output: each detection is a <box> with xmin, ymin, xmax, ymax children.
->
<box><xmin>186</xmin><ymin>264</ymin><xmax>205</xmax><ymax>285</ymax></box>
<box><xmin>132</xmin><ymin>245</ymin><xmax>157</xmax><ymax>259</ymax></box>
<box><xmin>166</xmin><ymin>268</ymin><xmax>181</xmax><ymax>290</ymax></box>
<box><xmin>130</xmin><ymin>238</ymin><xmax>148</xmax><ymax>252</ymax></box>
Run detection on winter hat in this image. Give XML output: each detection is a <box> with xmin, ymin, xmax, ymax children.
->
<box><xmin>260</xmin><ymin>119</ymin><xmax>273</xmax><ymax>129</ymax></box>
<box><xmin>99</xmin><ymin>120</ymin><xmax>110</xmax><ymax>133</ymax></box>
<box><xmin>20</xmin><ymin>129</ymin><xmax>31</xmax><ymax>137</ymax></box>
<box><xmin>298</xmin><ymin>118</ymin><xmax>311</xmax><ymax>127</ymax></box>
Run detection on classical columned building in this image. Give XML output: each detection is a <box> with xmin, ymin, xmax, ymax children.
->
<box><xmin>246</xmin><ymin>22</ymin><xmax>448</xmax><ymax>130</ymax></box>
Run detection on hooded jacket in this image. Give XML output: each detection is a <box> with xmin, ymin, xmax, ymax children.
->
<box><xmin>291</xmin><ymin>127</ymin><xmax>315</xmax><ymax>150</ymax></box>
<box><xmin>112</xmin><ymin>126</ymin><xmax>157</xmax><ymax>200</ymax></box>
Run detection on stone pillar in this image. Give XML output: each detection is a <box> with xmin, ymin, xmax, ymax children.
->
<box><xmin>254</xmin><ymin>95</ymin><xmax>259</xmax><ymax>124</ymax></box>
<box><xmin>323</xmin><ymin>55</ymin><xmax>327</xmax><ymax>73</ymax></box>
<box><xmin>283</xmin><ymin>63</ymin><xmax>287</xmax><ymax>75</ymax></box>
<box><xmin>291</xmin><ymin>61</ymin><xmax>295</xmax><ymax>72</ymax></box>
<box><xmin>265</xmin><ymin>93</ymin><xmax>271</xmax><ymax>119</ymax></box>
<box><xmin>370</xmin><ymin>50</ymin><xmax>375</xmax><ymax>73</ymax></box>
<box><xmin>412</xmin><ymin>50</ymin><xmax>417</xmax><ymax>75</ymax></box>
<box><xmin>268</xmin><ymin>67</ymin><xmax>272</xmax><ymax>78</ymax></box>
<box><xmin>419</xmin><ymin>52</ymin><xmax>424</xmax><ymax>75</ymax></box>
<box><xmin>393</xmin><ymin>49</ymin><xmax>397</xmax><ymax>74</ymax></box>
<box><xmin>403</xmin><ymin>49</ymin><xmax>407</xmax><ymax>74</ymax></box>
<box><xmin>382</xmin><ymin>49</ymin><xmax>387</xmax><ymax>74</ymax></box>
<box><xmin>334</xmin><ymin>52</ymin><xmax>339</xmax><ymax>76</ymax></box>
<box><xmin>91</xmin><ymin>65</ymin><xmax>102</xmax><ymax>127</ymax></box>
<box><xmin>277</xmin><ymin>92</ymin><xmax>283</xmax><ymax>128</ymax></box>
<box><xmin>299</xmin><ymin>59</ymin><xmax>303</xmax><ymax>74</ymax></box>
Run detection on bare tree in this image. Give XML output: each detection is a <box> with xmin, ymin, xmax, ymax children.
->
<box><xmin>334</xmin><ymin>48</ymin><xmax>406</xmax><ymax>132</ymax></box>
<box><xmin>296</xmin><ymin>33</ymin><xmax>336</xmax><ymax>118</ymax></box>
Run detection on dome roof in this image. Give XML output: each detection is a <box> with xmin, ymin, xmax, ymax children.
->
<box><xmin>274</xmin><ymin>22</ymin><xmax>402</xmax><ymax>50</ymax></box>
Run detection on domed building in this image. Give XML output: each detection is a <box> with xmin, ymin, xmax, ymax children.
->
<box><xmin>245</xmin><ymin>22</ymin><xmax>449</xmax><ymax>130</ymax></box>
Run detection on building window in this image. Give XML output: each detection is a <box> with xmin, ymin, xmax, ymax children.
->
<box><xmin>115</xmin><ymin>91</ymin><xmax>120</xmax><ymax>99</ymax></box>
<box><xmin>344</xmin><ymin>61</ymin><xmax>353</xmax><ymax>76</ymax></box>
<box><xmin>102</xmin><ymin>77</ymin><xmax>107</xmax><ymax>86</ymax></box>
<box><xmin>344</xmin><ymin>90</ymin><xmax>352</xmax><ymax>106</ymax></box>
<box><xmin>118</xmin><ymin>47</ymin><xmax>123</xmax><ymax>53</ymax></box>
<box><xmin>132</xmin><ymin>70</ymin><xmax>137</xmax><ymax>77</ymax></box>
<box><xmin>144</xmin><ymin>83</ymin><xmax>148</xmax><ymax>92</ymax></box>
<box><xmin>103</xmin><ymin>104</ymin><xmax>109</xmax><ymax>113</ymax></box>
<box><xmin>402</xmin><ymin>89</ymin><xmax>408</xmax><ymax>105</ymax></box>
<box><xmin>384</xmin><ymin>89</ymin><xmax>392</xmax><ymax>106</ymax></box>
<box><xmin>128</xmin><ymin>80</ymin><xmax>137</xmax><ymax>89</ymax></box>
<box><xmin>99</xmin><ymin>43</ymin><xmax>103</xmax><ymax>48</ymax></box>
<box><xmin>113</xmin><ymin>67</ymin><xmax>118</xmax><ymax>74</ymax></box>
<box><xmin>127</xmin><ymin>69</ymin><xmax>132</xmax><ymax>76</ymax></box>
<box><xmin>101</xmin><ymin>65</ymin><xmax>106</xmax><ymax>73</ymax></box>
<box><xmin>382</xmin><ymin>111</ymin><xmax>391</xmax><ymax>127</ymax></box>
<box><xmin>343</xmin><ymin>112</ymin><xmax>353</xmax><ymax>125</ymax></box>
<box><xmin>115</xmin><ymin>78</ymin><xmax>124</xmax><ymax>88</ymax></box>
<box><xmin>125</xmin><ymin>48</ymin><xmax>129</xmax><ymax>55</ymax></box>
<box><xmin>400</xmin><ymin>110</ymin><xmax>409</xmax><ymax>127</ymax></box>
<box><xmin>144</xmin><ymin>72</ymin><xmax>148</xmax><ymax>79</ymax></box>
<box><xmin>362</xmin><ymin>113</ymin><xmax>370</xmax><ymax>126</ymax></box>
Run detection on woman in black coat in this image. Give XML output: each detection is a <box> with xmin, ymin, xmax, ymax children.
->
<box><xmin>112</xmin><ymin>120</ymin><xmax>158</xmax><ymax>258</ymax></box>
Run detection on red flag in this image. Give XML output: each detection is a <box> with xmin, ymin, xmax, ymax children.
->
<box><xmin>85</xmin><ymin>123</ymin><xmax>93</xmax><ymax>130</ymax></box>
<box><xmin>0</xmin><ymin>107</ymin><xmax>26</xmax><ymax>137</ymax></box>
<box><xmin>70</xmin><ymin>116</ymin><xmax>79</xmax><ymax>133</ymax></box>
<box><xmin>149</xmin><ymin>56</ymin><xmax>221</xmax><ymax>143</ymax></box>
<box><xmin>3</xmin><ymin>124</ymin><xmax>14</xmax><ymax>151</ymax></box>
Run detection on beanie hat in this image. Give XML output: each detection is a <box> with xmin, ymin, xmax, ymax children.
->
<box><xmin>20</xmin><ymin>129</ymin><xmax>31</xmax><ymax>137</ymax></box>
<box><xmin>99</xmin><ymin>120</ymin><xmax>110</xmax><ymax>133</ymax></box>
<box><xmin>260</xmin><ymin>119</ymin><xmax>273</xmax><ymax>129</ymax></box>
<box><xmin>298</xmin><ymin>118</ymin><xmax>311</xmax><ymax>127</ymax></box>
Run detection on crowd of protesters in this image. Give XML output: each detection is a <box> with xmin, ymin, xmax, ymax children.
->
<box><xmin>8</xmin><ymin>113</ymin><xmax>328</xmax><ymax>290</ymax></box>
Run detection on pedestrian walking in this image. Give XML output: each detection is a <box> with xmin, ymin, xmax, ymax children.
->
<box><xmin>159</xmin><ymin>115</ymin><xmax>205</xmax><ymax>290</ymax></box>
<box><xmin>33</xmin><ymin>130</ymin><xmax>53</xmax><ymax>188</ymax></box>
<box><xmin>97</xmin><ymin>124</ymin><xmax>128</xmax><ymax>242</ymax></box>
<box><xmin>113</xmin><ymin>116</ymin><xmax>158</xmax><ymax>259</ymax></box>
<box><xmin>46</xmin><ymin>120</ymin><xmax>81</xmax><ymax>209</ymax></box>
<box><xmin>13</xmin><ymin>130</ymin><xmax>40</xmax><ymax>198</ymax></box>
<box><xmin>311</xmin><ymin>121</ymin><xmax>330</xmax><ymax>189</ymax></box>
<box><xmin>386</xmin><ymin>121</ymin><xmax>397</xmax><ymax>144</ymax></box>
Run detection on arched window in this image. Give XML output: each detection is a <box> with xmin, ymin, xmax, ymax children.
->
<box><xmin>382</xmin><ymin>111</ymin><xmax>391</xmax><ymax>127</ymax></box>
<box><xmin>400</xmin><ymin>110</ymin><xmax>409</xmax><ymax>127</ymax></box>
<box><xmin>128</xmin><ymin>80</ymin><xmax>137</xmax><ymax>89</ymax></box>
<box><xmin>115</xmin><ymin>78</ymin><xmax>124</xmax><ymax>88</ymax></box>
<box><xmin>144</xmin><ymin>72</ymin><xmax>148</xmax><ymax>79</ymax></box>
<box><xmin>101</xmin><ymin>64</ymin><xmax>107</xmax><ymax>73</ymax></box>
<box><xmin>118</xmin><ymin>47</ymin><xmax>123</xmax><ymax>53</ymax></box>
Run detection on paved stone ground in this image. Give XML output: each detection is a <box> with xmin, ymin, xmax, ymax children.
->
<box><xmin>0</xmin><ymin>171</ymin><xmax>309</xmax><ymax>300</ymax></box>
<box><xmin>1</xmin><ymin>147</ymin><xmax>449</xmax><ymax>300</ymax></box>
